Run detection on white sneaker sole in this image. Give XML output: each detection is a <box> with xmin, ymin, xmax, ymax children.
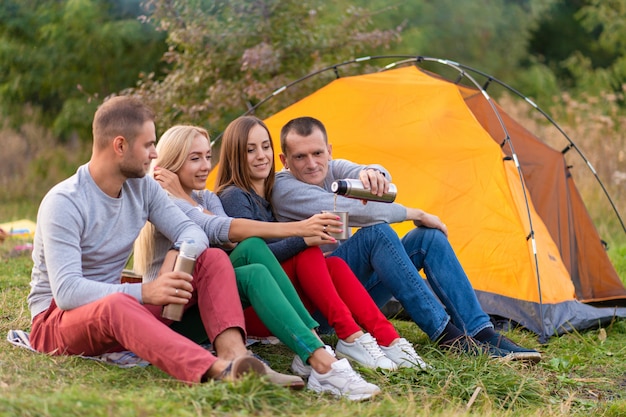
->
<box><xmin>307</xmin><ymin>379</ymin><xmax>381</xmax><ymax>401</ymax></box>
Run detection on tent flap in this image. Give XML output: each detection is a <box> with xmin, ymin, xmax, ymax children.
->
<box><xmin>477</xmin><ymin>290</ymin><xmax>626</xmax><ymax>340</ymax></box>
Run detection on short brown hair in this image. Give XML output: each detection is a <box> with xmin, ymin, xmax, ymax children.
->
<box><xmin>280</xmin><ymin>116</ymin><xmax>328</xmax><ymax>154</ymax></box>
<box><xmin>92</xmin><ymin>96</ymin><xmax>155</xmax><ymax>149</ymax></box>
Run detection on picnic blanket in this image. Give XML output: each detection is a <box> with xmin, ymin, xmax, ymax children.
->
<box><xmin>7</xmin><ymin>329</ymin><xmax>150</xmax><ymax>368</ymax></box>
<box><xmin>7</xmin><ymin>330</ymin><xmax>273</xmax><ymax>368</ymax></box>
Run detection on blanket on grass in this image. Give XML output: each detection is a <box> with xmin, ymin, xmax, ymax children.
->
<box><xmin>7</xmin><ymin>329</ymin><xmax>273</xmax><ymax>369</ymax></box>
<box><xmin>7</xmin><ymin>329</ymin><xmax>150</xmax><ymax>368</ymax></box>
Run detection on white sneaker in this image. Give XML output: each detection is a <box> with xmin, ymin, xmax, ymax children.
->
<box><xmin>291</xmin><ymin>345</ymin><xmax>335</xmax><ymax>378</ymax></box>
<box><xmin>380</xmin><ymin>338</ymin><xmax>431</xmax><ymax>370</ymax></box>
<box><xmin>307</xmin><ymin>358</ymin><xmax>381</xmax><ymax>401</ymax></box>
<box><xmin>335</xmin><ymin>333</ymin><xmax>397</xmax><ymax>370</ymax></box>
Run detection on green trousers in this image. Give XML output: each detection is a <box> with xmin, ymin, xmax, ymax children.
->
<box><xmin>172</xmin><ymin>237</ymin><xmax>323</xmax><ymax>362</ymax></box>
<box><xmin>230</xmin><ymin>237</ymin><xmax>322</xmax><ymax>361</ymax></box>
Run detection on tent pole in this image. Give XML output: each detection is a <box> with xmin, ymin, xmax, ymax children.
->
<box><xmin>207</xmin><ymin>54</ymin><xmax>624</xmax><ymax>342</ymax></box>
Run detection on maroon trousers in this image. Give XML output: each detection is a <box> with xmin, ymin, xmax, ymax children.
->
<box><xmin>30</xmin><ymin>248</ymin><xmax>246</xmax><ymax>383</ymax></box>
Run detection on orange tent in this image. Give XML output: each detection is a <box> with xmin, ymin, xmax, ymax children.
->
<box><xmin>463</xmin><ymin>93</ymin><xmax>626</xmax><ymax>305</ymax></box>
<box><xmin>209</xmin><ymin>64</ymin><xmax>626</xmax><ymax>340</ymax></box>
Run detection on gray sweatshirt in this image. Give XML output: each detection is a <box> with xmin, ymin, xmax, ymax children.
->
<box><xmin>28</xmin><ymin>163</ymin><xmax>209</xmax><ymax>319</ymax></box>
<box><xmin>273</xmin><ymin>159</ymin><xmax>407</xmax><ymax>224</ymax></box>
<box><xmin>272</xmin><ymin>159</ymin><xmax>408</xmax><ymax>251</ymax></box>
<box><xmin>143</xmin><ymin>190</ymin><xmax>234</xmax><ymax>283</ymax></box>
<box><xmin>170</xmin><ymin>190</ymin><xmax>233</xmax><ymax>247</ymax></box>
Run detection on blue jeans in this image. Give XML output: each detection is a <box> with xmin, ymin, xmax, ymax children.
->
<box><xmin>330</xmin><ymin>224</ymin><xmax>492</xmax><ymax>341</ymax></box>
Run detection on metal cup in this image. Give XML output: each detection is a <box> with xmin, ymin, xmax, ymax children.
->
<box><xmin>322</xmin><ymin>210</ymin><xmax>350</xmax><ymax>240</ymax></box>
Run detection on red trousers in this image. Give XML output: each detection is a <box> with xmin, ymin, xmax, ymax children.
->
<box><xmin>30</xmin><ymin>248</ymin><xmax>246</xmax><ymax>383</ymax></box>
<box><xmin>245</xmin><ymin>247</ymin><xmax>399</xmax><ymax>346</ymax></box>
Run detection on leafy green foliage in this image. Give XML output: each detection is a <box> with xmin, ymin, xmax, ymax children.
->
<box><xmin>130</xmin><ymin>0</ymin><xmax>402</xmax><ymax>136</ymax></box>
<box><xmin>0</xmin><ymin>0</ymin><xmax>166</xmax><ymax>141</ymax></box>
<box><xmin>325</xmin><ymin>0</ymin><xmax>558</xmax><ymax>92</ymax></box>
<box><xmin>528</xmin><ymin>0</ymin><xmax>626</xmax><ymax>102</ymax></box>
<box><xmin>573</xmin><ymin>0</ymin><xmax>626</xmax><ymax>93</ymax></box>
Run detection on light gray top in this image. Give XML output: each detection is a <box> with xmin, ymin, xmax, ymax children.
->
<box><xmin>171</xmin><ymin>190</ymin><xmax>234</xmax><ymax>247</ymax></box>
<box><xmin>28</xmin><ymin>163</ymin><xmax>209</xmax><ymax>319</ymax></box>
<box><xmin>272</xmin><ymin>159</ymin><xmax>407</xmax><ymax>251</ymax></box>
<box><xmin>142</xmin><ymin>190</ymin><xmax>235</xmax><ymax>282</ymax></box>
<box><xmin>272</xmin><ymin>159</ymin><xmax>407</xmax><ymax>224</ymax></box>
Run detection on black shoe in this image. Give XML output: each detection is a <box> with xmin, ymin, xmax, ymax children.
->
<box><xmin>481</xmin><ymin>334</ymin><xmax>542</xmax><ymax>363</ymax></box>
<box><xmin>440</xmin><ymin>335</ymin><xmax>510</xmax><ymax>359</ymax></box>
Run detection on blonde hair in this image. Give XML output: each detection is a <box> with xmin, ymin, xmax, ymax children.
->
<box><xmin>133</xmin><ymin>125</ymin><xmax>211</xmax><ymax>277</ymax></box>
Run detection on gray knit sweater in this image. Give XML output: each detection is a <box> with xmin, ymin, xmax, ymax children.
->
<box><xmin>141</xmin><ymin>189</ymin><xmax>235</xmax><ymax>282</ymax></box>
<box><xmin>170</xmin><ymin>189</ymin><xmax>233</xmax><ymax>247</ymax></box>
<box><xmin>272</xmin><ymin>159</ymin><xmax>408</xmax><ymax>251</ymax></box>
<box><xmin>28</xmin><ymin>163</ymin><xmax>208</xmax><ymax>319</ymax></box>
<box><xmin>272</xmin><ymin>159</ymin><xmax>407</xmax><ymax>225</ymax></box>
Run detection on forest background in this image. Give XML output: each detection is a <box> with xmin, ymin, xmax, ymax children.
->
<box><xmin>0</xmin><ymin>0</ymin><xmax>624</xmax><ymax>251</ymax></box>
<box><xmin>2</xmin><ymin>1</ymin><xmax>626</xmax><ymax>416</ymax></box>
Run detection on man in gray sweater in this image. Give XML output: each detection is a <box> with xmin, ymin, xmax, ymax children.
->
<box><xmin>272</xmin><ymin>116</ymin><xmax>540</xmax><ymax>362</ymax></box>
<box><xmin>26</xmin><ymin>96</ymin><xmax>267</xmax><ymax>383</ymax></box>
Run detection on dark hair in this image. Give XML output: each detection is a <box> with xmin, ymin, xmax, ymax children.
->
<box><xmin>280</xmin><ymin>116</ymin><xmax>327</xmax><ymax>154</ymax></box>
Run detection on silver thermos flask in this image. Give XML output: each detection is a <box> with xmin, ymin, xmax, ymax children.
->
<box><xmin>162</xmin><ymin>240</ymin><xmax>199</xmax><ymax>321</ymax></box>
<box><xmin>331</xmin><ymin>179</ymin><xmax>397</xmax><ymax>203</ymax></box>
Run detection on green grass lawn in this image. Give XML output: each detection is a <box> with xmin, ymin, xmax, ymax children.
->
<box><xmin>2</xmin><ymin>239</ymin><xmax>626</xmax><ymax>417</ymax></box>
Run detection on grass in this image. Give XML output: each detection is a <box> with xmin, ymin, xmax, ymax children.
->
<box><xmin>0</xmin><ymin>93</ymin><xmax>624</xmax><ymax>415</ymax></box>
<box><xmin>1</xmin><ymin>237</ymin><xmax>626</xmax><ymax>416</ymax></box>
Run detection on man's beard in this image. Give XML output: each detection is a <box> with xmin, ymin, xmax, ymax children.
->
<box><xmin>120</xmin><ymin>160</ymin><xmax>147</xmax><ymax>179</ymax></box>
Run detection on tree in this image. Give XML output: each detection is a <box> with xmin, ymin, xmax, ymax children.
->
<box><xmin>573</xmin><ymin>0</ymin><xmax>626</xmax><ymax>95</ymax></box>
<box><xmin>528</xmin><ymin>0</ymin><xmax>626</xmax><ymax>98</ymax></box>
<box><xmin>128</xmin><ymin>0</ymin><xmax>402</xmax><ymax>137</ymax></box>
<box><xmin>0</xmin><ymin>0</ymin><xmax>167</xmax><ymax>141</ymax></box>
<box><xmin>330</xmin><ymin>1</ymin><xmax>556</xmax><ymax>84</ymax></box>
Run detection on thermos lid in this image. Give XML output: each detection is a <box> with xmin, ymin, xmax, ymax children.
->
<box><xmin>331</xmin><ymin>180</ymin><xmax>348</xmax><ymax>195</ymax></box>
<box><xmin>180</xmin><ymin>240</ymin><xmax>201</xmax><ymax>258</ymax></box>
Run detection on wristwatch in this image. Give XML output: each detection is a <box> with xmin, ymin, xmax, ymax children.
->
<box><xmin>170</xmin><ymin>241</ymin><xmax>182</xmax><ymax>251</ymax></box>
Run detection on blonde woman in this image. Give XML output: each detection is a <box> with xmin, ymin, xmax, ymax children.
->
<box><xmin>133</xmin><ymin>125</ymin><xmax>380</xmax><ymax>401</ymax></box>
